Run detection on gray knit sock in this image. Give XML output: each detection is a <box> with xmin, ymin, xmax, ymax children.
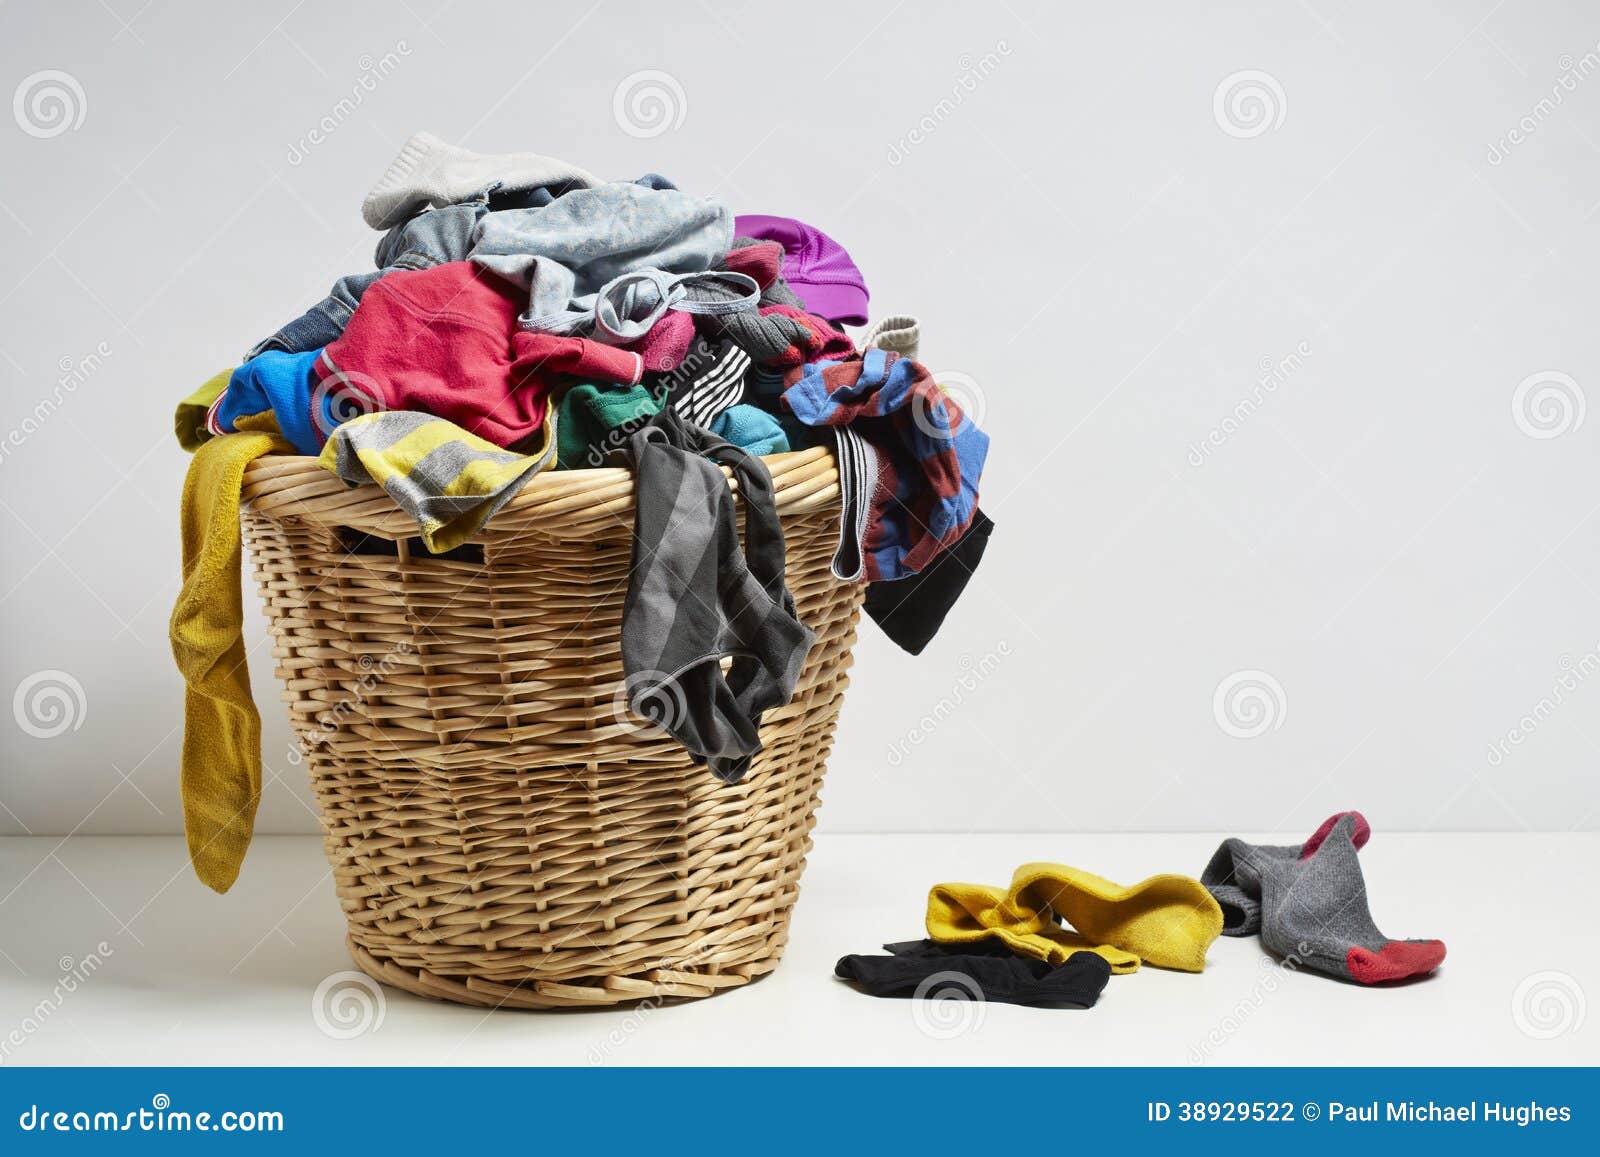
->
<box><xmin>685</xmin><ymin>240</ymin><xmax>815</xmax><ymax>360</ymax></box>
<box><xmin>1209</xmin><ymin>814</ymin><xmax>1445</xmax><ymax>985</ymax></box>
<box><xmin>1202</xmin><ymin>840</ymin><xmax>1299</xmax><ymax>935</ymax></box>
<box><xmin>687</xmin><ymin>280</ymin><xmax>814</xmax><ymax>363</ymax></box>
<box><xmin>362</xmin><ymin>130</ymin><xmax>602</xmax><ymax>228</ymax></box>
<box><xmin>1201</xmin><ymin>810</ymin><xmax>1369</xmax><ymax>935</ymax></box>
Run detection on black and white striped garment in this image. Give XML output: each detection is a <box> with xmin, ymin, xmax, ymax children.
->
<box><xmin>619</xmin><ymin>407</ymin><xmax>815</xmax><ymax>784</ymax></box>
<box><xmin>744</xmin><ymin>360</ymin><xmax>879</xmax><ymax>585</ymax></box>
<box><xmin>643</xmin><ymin>335</ymin><xmax>752</xmax><ymax>428</ymax></box>
<box><xmin>828</xmin><ymin>426</ymin><xmax>879</xmax><ymax>583</ymax></box>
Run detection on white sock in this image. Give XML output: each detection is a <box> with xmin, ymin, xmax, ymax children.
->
<box><xmin>362</xmin><ymin>131</ymin><xmax>602</xmax><ymax>229</ymax></box>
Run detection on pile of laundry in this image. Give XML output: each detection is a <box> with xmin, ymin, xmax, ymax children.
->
<box><xmin>836</xmin><ymin>812</ymin><xmax>1447</xmax><ymax>1008</ymax></box>
<box><xmin>169</xmin><ymin>132</ymin><xmax>992</xmax><ymax>892</ymax></box>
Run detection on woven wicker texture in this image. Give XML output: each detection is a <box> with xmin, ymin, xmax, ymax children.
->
<box><xmin>238</xmin><ymin>446</ymin><xmax>861</xmax><ymax>1008</ymax></box>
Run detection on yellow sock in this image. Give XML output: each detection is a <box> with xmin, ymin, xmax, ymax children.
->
<box><xmin>169</xmin><ymin>418</ymin><xmax>288</xmax><ymax>892</ymax></box>
<box><xmin>928</xmin><ymin>863</ymin><xmax>1223</xmax><ymax>973</ymax></box>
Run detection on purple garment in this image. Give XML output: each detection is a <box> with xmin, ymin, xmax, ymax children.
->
<box><xmin>733</xmin><ymin>214</ymin><xmax>869</xmax><ymax>326</ymax></box>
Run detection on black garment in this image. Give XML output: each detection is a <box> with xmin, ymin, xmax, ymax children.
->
<box><xmin>834</xmin><ymin>937</ymin><xmax>1110</xmax><ymax>1009</ymax></box>
<box><xmin>863</xmin><ymin>509</ymin><xmax>995</xmax><ymax>655</ymax></box>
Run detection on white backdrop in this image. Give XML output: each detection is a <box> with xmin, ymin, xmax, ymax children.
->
<box><xmin>2</xmin><ymin>0</ymin><xmax>1597</xmax><ymax>838</ymax></box>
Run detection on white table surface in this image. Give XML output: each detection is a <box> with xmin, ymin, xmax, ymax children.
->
<box><xmin>0</xmin><ymin>832</ymin><xmax>1593</xmax><ymax>1066</ymax></box>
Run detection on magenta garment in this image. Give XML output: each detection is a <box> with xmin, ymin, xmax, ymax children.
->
<box><xmin>733</xmin><ymin>214</ymin><xmax>869</xmax><ymax>326</ymax></box>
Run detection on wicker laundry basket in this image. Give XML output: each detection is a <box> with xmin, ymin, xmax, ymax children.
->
<box><xmin>237</xmin><ymin>446</ymin><xmax>862</xmax><ymax>1009</ymax></box>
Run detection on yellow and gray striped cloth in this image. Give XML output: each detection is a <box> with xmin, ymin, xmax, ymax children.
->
<box><xmin>318</xmin><ymin>403</ymin><xmax>557</xmax><ymax>553</ymax></box>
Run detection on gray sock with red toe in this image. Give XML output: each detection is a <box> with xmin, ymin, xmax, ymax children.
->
<box><xmin>1203</xmin><ymin>812</ymin><xmax>1444</xmax><ymax>984</ymax></box>
<box><xmin>1202</xmin><ymin>811</ymin><xmax>1370</xmax><ymax>935</ymax></box>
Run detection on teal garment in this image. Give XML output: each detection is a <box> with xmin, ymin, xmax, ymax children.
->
<box><xmin>557</xmin><ymin>383</ymin><xmax>789</xmax><ymax>470</ymax></box>
<box><xmin>711</xmin><ymin>405</ymin><xmax>788</xmax><ymax>457</ymax></box>
<box><xmin>745</xmin><ymin>363</ymin><xmax>823</xmax><ymax>451</ymax></box>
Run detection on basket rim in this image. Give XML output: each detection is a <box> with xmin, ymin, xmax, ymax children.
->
<box><xmin>240</xmin><ymin>445</ymin><xmax>841</xmax><ymax>538</ymax></box>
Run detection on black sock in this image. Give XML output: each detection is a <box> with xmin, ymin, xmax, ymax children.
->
<box><xmin>834</xmin><ymin>937</ymin><xmax>1110</xmax><ymax>1009</ymax></box>
<box><xmin>863</xmin><ymin>509</ymin><xmax>995</xmax><ymax>655</ymax></box>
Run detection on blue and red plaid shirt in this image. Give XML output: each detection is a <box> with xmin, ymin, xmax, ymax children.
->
<box><xmin>783</xmin><ymin>348</ymin><xmax>989</xmax><ymax>582</ymax></box>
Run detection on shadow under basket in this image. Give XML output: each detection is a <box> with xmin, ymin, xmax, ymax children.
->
<box><xmin>238</xmin><ymin>446</ymin><xmax>862</xmax><ymax>1009</ymax></box>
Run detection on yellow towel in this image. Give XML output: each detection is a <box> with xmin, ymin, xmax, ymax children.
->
<box><xmin>928</xmin><ymin>863</ymin><xmax>1223</xmax><ymax>973</ymax></box>
<box><xmin>169</xmin><ymin>416</ymin><xmax>288</xmax><ymax>892</ymax></box>
<box><xmin>174</xmin><ymin>369</ymin><xmax>231</xmax><ymax>451</ymax></box>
